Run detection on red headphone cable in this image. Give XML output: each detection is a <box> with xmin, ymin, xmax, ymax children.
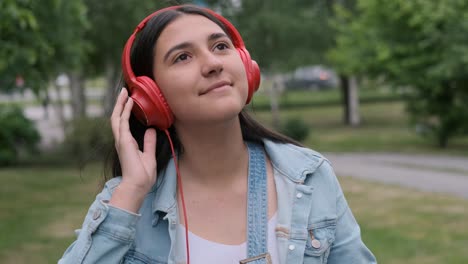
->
<box><xmin>164</xmin><ymin>129</ymin><xmax>190</xmax><ymax>264</ymax></box>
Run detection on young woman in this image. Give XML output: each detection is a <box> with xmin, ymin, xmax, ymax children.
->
<box><xmin>59</xmin><ymin>5</ymin><xmax>376</xmax><ymax>264</ymax></box>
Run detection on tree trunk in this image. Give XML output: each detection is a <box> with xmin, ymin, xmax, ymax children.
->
<box><xmin>103</xmin><ymin>62</ymin><xmax>120</xmax><ymax>116</ymax></box>
<box><xmin>340</xmin><ymin>74</ymin><xmax>360</xmax><ymax>126</ymax></box>
<box><xmin>39</xmin><ymin>88</ymin><xmax>50</xmax><ymax>120</ymax></box>
<box><xmin>438</xmin><ymin>132</ymin><xmax>449</xmax><ymax>148</ymax></box>
<box><xmin>68</xmin><ymin>71</ymin><xmax>87</xmax><ymax>120</ymax></box>
<box><xmin>270</xmin><ymin>74</ymin><xmax>283</xmax><ymax>130</ymax></box>
<box><xmin>52</xmin><ymin>81</ymin><xmax>67</xmax><ymax>131</ymax></box>
<box><xmin>340</xmin><ymin>74</ymin><xmax>350</xmax><ymax>124</ymax></box>
<box><xmin>348</xmin><ymin>75</ymin><xmax>361</xmax><ymax>126</ymax></box>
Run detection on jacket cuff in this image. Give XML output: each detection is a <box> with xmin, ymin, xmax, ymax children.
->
<box><xmin>92</xmin><ymin>200</ymin><xmax>141</xmax><ymax>242</ymax></box>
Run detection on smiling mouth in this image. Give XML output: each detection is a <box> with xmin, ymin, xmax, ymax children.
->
<box><xmin>200</xmin><ymin>81</ymin><xmax>232</xmax><ymax>95</ymax></box>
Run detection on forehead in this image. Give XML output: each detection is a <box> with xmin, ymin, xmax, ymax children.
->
<box><xmin>156</xmin><ymin>14</ymin><xmax>226</xmax><ymax>49</ymax></box>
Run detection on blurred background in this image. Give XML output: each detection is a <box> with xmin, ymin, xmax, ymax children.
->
<box><xmin>1</xmin><ymin>0</ymin><xmax>468</xmax><ymax>263</ymax></box>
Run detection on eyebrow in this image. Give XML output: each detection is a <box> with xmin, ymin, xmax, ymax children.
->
<box><xmin>163</xmin><ymin>32</ymin><xmax>230</xmax><ymax>63</ymax></box>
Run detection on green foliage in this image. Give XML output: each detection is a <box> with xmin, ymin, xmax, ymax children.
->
<box><xmin>82</xmin><ymin>0</ymin><xmax>189</xmax><ymax>77</ymax></box>
<box><xmin>61</xmin><ymin>117</ymin><xmax>113</xmax><ymax>163</ymax></box>
<box><xmin>0</xmin><ymin>0</ymin><xmax>88</xmax><ymax>93</ymax></box>
<box><xmin>0</xmin><ymin>105</ymin><xmax>40</xmax><ymax>166</ymax></box>
<box><xmin>280</xmin><ymin>117</ymin><xmax>310</xmax><ymax>142</ymax></box>
<box><xmin>329</xmin><ymin>0</ymin><xmax>468</xmax><ymax>147</ymax></box>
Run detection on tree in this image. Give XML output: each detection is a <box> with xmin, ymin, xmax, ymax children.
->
<box><xmin>1</xmin><ymin>0</ymin><xmax>88</xmax><ymax>127</ymax></box>
<box><xmin>325</xmin><ymin>0</ymin><xmax>362</xmax><ymax>127</ymax></box>
<box><xmin>48</xmin><ymin>1</ymin><xmax>89</xmax><ymax>123</ymax></box>
<box><xmin>329</xmin><ymin>0</ymin><xmax>468</xmax><ymax>147</ymax></box>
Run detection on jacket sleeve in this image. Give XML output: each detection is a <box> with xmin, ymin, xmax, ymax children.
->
<box><xmin>326</xmin><ymin>164</ymin><xmax>377</xmax><ymax>264</ymax></box>
<box><xmin>58</xmin><ymin>177</ymin><xmax>140</xmax><ymax>264</ymax></box>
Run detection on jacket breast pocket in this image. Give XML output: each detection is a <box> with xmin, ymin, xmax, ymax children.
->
<box><xmin>122</xmin><ymin>249</ymin><xmax>167</xmax><ymax>264</ymax></box>
<box><xmin>303</xmin><ymin>220</ymin><xmax>336</xmax><ymax>264</ymax></box>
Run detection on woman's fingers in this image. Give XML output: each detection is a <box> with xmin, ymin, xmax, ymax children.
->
<box><xmin>119</xmin><ymin>96</ymin><xmax>134</xmax><ymax>141</ymax></box>
<box><xmin>143</xmin><ymin>128</ymin><xmax>157</xmax><ymax>157</ymax></box>
<box><xmin>111</xmin><ymin>88</ymin><xmax>129</xmax><ymax>142</ymax></box>
<box><xmin>140</xmin><ymin>128</ymin><xmax>157</xmax><ymax>175</ymax></box>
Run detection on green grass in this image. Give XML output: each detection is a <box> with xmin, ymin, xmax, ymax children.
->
<box><xmin>251</xmin><ymin>86</ymin><xmax>401</xmax><ymax>109</ymax></box>
<box><xmin>1</xmin><ymin>164</ymin><xmax>467</xmax><ymax>263</ymax></box>
<box><xmin>341</xmin><ymin>176</ymin><xmax>468</xmax><ymax>264</ymax></box>
<box><xmin>0</xmin><ymin>164</ymin><xmax>102</xmax><ymax>263</ymax></box>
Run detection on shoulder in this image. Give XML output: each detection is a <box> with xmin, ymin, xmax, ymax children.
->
<box><xmin>263</xmin><ymin>139</ymin><xmax>336</xmax><ymax>184</ymax></box>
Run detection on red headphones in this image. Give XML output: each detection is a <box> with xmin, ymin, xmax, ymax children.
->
<box><xmin>121</xmin><ymin>5</ymin><xmax>261</xmax><ymax>130</ymax></box>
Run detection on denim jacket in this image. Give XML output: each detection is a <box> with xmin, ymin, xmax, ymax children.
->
<box><xmin>59</xmin><ymin>140</ymin><xmax>377</xmax><ymax>264</ymax></box>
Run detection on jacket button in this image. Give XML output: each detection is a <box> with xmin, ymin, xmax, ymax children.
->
<box><xmin>288</xmin><ymin>245</ymin><xmax>295</xmax><ymax>251</ymax></box>
<box><xmin>311</xmin><ymin>239</ymin><xmax>322</xmax><ymax>249</ymax></box>
<box><xmin>296</xmin><ymin>192</ymin><xmax>303</xmax><ymax>199</ymax></box>
<box><xmin>93</xmin><ymin>209</ymin><xmax>101</xmax><ymax>220</ymax></box>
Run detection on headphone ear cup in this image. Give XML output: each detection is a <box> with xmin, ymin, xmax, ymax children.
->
<box><xmin>238</xmin><ymin>48</ymin><xmax>261</xmax><ymax>104</ymax></box>
<box><xmin>130</xmin><ymin>76</ymin><xmax>174</xmax><ymax>130</ymax></box>
<box><xmin>250</xmin><ymin>60</ymin><xmax>261</xmax><ymax>93</ymax></box>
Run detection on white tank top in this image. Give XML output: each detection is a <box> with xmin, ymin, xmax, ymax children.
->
<box><xmin>177</xmin><ymin>212</ymin><xmax>280</xmax><ymax>264</ymax></box>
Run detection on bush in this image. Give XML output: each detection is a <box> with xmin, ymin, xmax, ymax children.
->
<box><xmin>0</xmin><ymin>105</ymin><xmax>40</xmax><ymax>166</ymax></box>
<box><xmin>280</xmin><ymin>117</ymin><xmax>310</xmax><ymax>142</ymax></box>
<box><xmin>61</xmin><ymin>117</ymin><xmax>113</xmax><ymax>164</ymax></box>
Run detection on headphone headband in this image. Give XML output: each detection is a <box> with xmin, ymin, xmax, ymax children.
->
<box><xmin>121</xmin><ymin>5</ymin><xmax>260</xmax><ymax>128</ymax></box>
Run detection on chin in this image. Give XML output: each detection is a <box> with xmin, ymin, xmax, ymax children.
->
<box><xmin>211</xmin><ymin>107</ymin><xmax>243</xmax><ymax>122</ymax></box>
<box><xmin>221</xmin><ymin>94</ymin><xmax>246</xmax><ymax>108</ymax></box>
<box><xmin>199</xmin><ymin>106</ymin><xmax>243</xmax><ymax>125</ymax></box>
<box><xmin>179</xmin><ymin>96</ymin><xmax>246</xmax><ymax>124</ymax></box>
<box><xmin>178</xmin><ymin>105</ymin><xmax>242</xmax><ymax>126</ymax></box>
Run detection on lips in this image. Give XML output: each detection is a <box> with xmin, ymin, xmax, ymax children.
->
<box><xmin>200</xmin><ymin>80</ymin><xmax>232</xmax><ymax>95</ymax></box>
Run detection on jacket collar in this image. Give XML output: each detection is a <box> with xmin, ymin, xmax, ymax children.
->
<box><xmin>263</xmin><ymin>139</ymin><xmax>326</xmax><ymax>183</ymax></box>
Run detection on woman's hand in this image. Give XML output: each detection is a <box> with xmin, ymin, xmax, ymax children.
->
<box><xmin>109</xmin><ymin>88</ymin><xmax>157</xmax><ymax>213</ymax></box>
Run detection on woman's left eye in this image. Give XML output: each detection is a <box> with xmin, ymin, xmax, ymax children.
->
<box><xmin>214</xmin><ymin>43</ymin><xmax>229</xmax><ymax>51</ymax></box>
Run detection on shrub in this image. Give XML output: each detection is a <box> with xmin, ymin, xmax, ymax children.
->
<box><xmin>0</xmin><ymin>105</ymin><xmax>40</xmax><ymax>166</ymax></box>
<box><xmin>280</xmin><ymin>117</ymin><xmax>310</xmax><ymax>142</ymax></box>
<box><xmin>61</xmin><ymin>117</ymin><xmax>113</xmax><ymax>164</ymax></box>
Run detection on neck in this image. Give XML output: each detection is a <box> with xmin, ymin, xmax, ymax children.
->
<box><xmin>175</xmin><ymin>117</ymin><xmax>248</xmax><ymax>187</ymax></box>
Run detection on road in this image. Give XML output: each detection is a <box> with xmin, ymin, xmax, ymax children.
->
<box><xmin>24</xmin><ymin>104</ymin><xmax>103</xmax><ymax>149</ymax></box>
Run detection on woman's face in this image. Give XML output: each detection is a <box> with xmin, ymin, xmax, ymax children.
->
<box><xmin>153</xmin><ymin>14</ymin><xmax>249</xmax><ymax>126</ymax></box>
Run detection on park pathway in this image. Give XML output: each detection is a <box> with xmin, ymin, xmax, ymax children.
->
<box><xmin>325</xmin><ymin>152</ymin><xmax>468</xmax><ymax>199</ymax></box>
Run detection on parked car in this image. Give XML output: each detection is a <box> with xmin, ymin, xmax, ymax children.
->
<box><xmin>284</xmin><ymin>65</ymin><xmax>339</xmax><ymax>90</ymax></box>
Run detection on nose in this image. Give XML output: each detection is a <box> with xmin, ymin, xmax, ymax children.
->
<box><xmin>201</xmin><ymin>52</ymin><xmax>223</xmax><ymax>77</ymax></box>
